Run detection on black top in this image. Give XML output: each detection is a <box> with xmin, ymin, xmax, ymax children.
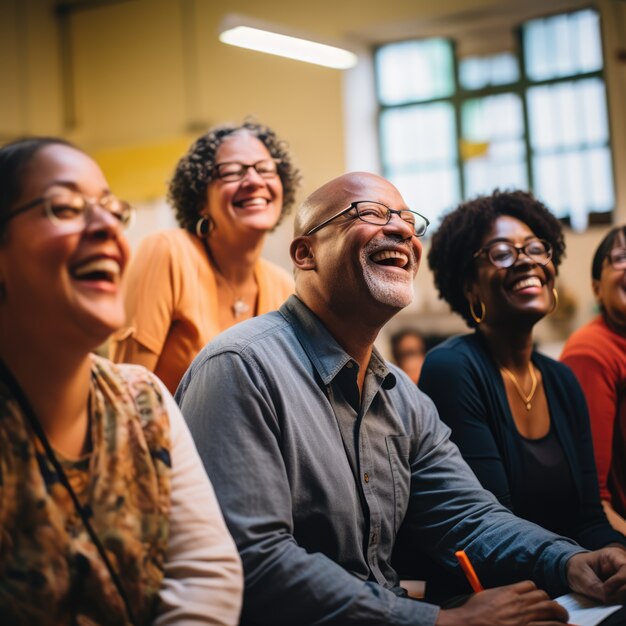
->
<box><xmin>516</xmin><ymin>428</ymin><xmax>577</xmax><ymax>537</ymax></box>
<box><xmin>412</xmin><ymin>331</ymin><xmax>626</xmax><ymax>603</ymax></box>
<box><xmin>419</xmin><ymin>331</ymin><xmax>625</xmax><ymax>550</ymax></box>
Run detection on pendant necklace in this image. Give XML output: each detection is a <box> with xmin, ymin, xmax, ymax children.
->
<box><xmin>204</xmin><ymin>243</ymin><xmax>251</xmax><ymax>319</ymax></box>
<box><xmin>499</xmin><ymin>361</ymin><xmax>537</xmax><ymax>411</ymax></box>
<box><xmin>231</xmin><ymin>296</ymin><xmax>250</xmax><ymax>318</ymax></box>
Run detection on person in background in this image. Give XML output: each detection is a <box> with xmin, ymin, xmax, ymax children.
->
<box><xmin>390</xmin><ymin>328</ymin><xmax>426</xmax><ymax>384</ymax></box>
<box><xmin>419</xmin><ymin>190</ymin><xmax>625</xmax><ymax>599</ymax></box>
<box><xmin>561</xmin><ymin>225</ymin><xmax>626</xmax><ymax>536</ymax></box>
<box><xmin>0</xmin><ymin>137</ymin><xmax>242</xmax><ymax>625</ymax></box>
<box><xmin>111</xmin><ymin>121</ymin><xmax>300</xmax><ymax>393</ymax></box>
<box><xmin>177</xmin><ymin>173</ymin><xmax>626</xmax><ymax>626</ymax></box>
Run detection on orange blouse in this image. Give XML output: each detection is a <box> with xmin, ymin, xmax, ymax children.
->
<box><xmin>110</xmin><ymin>229</ymin><xmax>294</xmax><ymax>393</ymax></box>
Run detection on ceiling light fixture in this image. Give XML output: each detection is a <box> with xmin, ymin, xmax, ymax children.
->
<box><xmin>219</xmin><ymin>14</ymin><xmax>358</xmax><ymax>70</ymax></box>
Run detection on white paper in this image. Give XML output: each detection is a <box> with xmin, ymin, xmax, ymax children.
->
<box><xmin>554</xmin><ymin>592</ymin><xmax>622</xmax><ymax>626</ymax></box>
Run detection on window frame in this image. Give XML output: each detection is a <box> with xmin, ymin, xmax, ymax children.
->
<box><xmin>374</xmin><ymin>5</ymin><xmax>615</xmax><ymax>229</ymax></box>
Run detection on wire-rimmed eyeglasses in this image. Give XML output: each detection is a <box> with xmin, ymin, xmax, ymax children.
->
<box><xmin>213</xmin><ymin>158</ymin><xmax>281</xmax><ymax>182</ymax></box>
<box><xmin>473</xmin><ymin>239</ymin><xmax>553</xmax><ymax>269</ymax></box>
<box><xmin>606</xmin><ymin>248</ymin><xmax>626</xmax><ymax>271</ymax></box>
<box><xmin>2</xmin><ymin>192</ymin><xmax>134</xmax><ymax>231</ymax></box>
<box><xmin>305</xmin><ymin>201</ymin><xmax>429</xmax><ymax>237</ymax></box>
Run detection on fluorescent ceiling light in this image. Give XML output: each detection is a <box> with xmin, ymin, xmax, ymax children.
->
<box><xmin>219</xmin><ymin>14</ymin><xmax>358</xmax><ymax>70</ymax></box>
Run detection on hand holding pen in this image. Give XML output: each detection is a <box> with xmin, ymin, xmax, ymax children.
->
<box><xmin>434</xmin><ymin>550</ymin><xmax>571</xmax><ymax>626</ymax></box>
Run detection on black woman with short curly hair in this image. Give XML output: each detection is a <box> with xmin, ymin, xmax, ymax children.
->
<box><xmin>418</xmin><ymin>189</ymin><xmax>625</xmax><ymax>601</ymax></box>
<box><xmin>111</xmin><ymin>121</ymin><xmax>301</xmax><ymax>393</ymax></box>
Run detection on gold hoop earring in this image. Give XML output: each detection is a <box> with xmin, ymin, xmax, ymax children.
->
<box><xmin>549</xmin><ymin>287</ymin><xmax>559</xmax><ymax>314</ymax></box>
<box><xmin>469</xmin><ymin>300</ymin><xmax>486</xmax><ymax>324</ymax></box>
<box><xmin>195</xmin><ymin>215</ymin><xmax>214</xmax><ymax>239</ymax></box>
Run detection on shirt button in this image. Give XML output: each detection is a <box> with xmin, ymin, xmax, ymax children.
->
<box><xmin>346</xmin><ymin>362</ymin><xmax>353</xmax><ymax>369</ymax></box>
<box><xmin>364</xmin><ymin>472</ymin><xmax>369</xmax><ymax>483</ymax></box>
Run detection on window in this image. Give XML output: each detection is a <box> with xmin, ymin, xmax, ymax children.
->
<box><xmin>375</xmin><ymin>8</ymin><xmax>614</xmax><ymax>231</ymax></box>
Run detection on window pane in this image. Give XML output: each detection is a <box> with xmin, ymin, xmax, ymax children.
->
<box><xmin>464</xmin><ymin>159</ymin><xmax>527</xmax><ymax>198</ymax></box>
<box><xmin>528</xmin><ymin>78</ymin><xmax>609</xmax><ymax>150</ymax></box>
<box><xmin>459</xmin><ymin>53</ymin><xmax>519</xmax><ymax>90</ymax></box>
<box><xmin>533</xmin><ymin>147</ymin><xmax>614</xmax><ymax>231</ymax></box>
<box><xmin>577</xmin><ymin>10</ymin><xmax>604</xmax><ymax>73</ymax></box>
<box><xmin>380</xmin><ymin>103</ymin><xmax>457</xmax><ymax>169</ymax></box>
<box><xmin>523</xmin><ymin>9</ymin><xmax>602</xmax><ymax>81</ymax></box>
<box><xmin>587</xmin><ymin>147</ymin><xmax>614</xmax><ymax>213</ymax></box>
<box><xmin>376</xmin><ymin>39</ymin><xmax>454</xmax><ymax>105</ymax></box>
<box><xmin>532</xmin><ymin>154</ymin><xmax>564</xmax><ymax>216</ymax></box>
<box><xmin>374</xmin><ymin>7</ymin><xmax>613</xmax><ymax>234</ymax></box>
<box><xmin>462</xmin><ymin>93</ymin><xmax>523</xmax><ymax>141</ymax></box>
<box><xmin>491</xmin><ymin>53</ymin><xmax>520</xmax><ymax>85</ymax></box>
<box><xmin>388</xmin><ymin>168</ymin><xmax>460</xmax><ymax>225</ymax></box>
<box><xmin>523</xmin><ymin>16</ymin><xmax>552</xmax><ymax>81</ymax></box>
<box><xmin>527</xmin><ymin>86</ymin><xmax>557</xmax><ymax>150</ymax></box>
<box><xmin>461</xmin><ymin>93</ymin><xmax>527</xmax><ymax>196</ymax></box>
<box><xmin>579</xmin><ymin>78</ymin><xmax>609</xmax><ymax>144</ymax></box>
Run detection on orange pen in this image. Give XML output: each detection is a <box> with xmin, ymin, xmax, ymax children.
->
<box><xmin>455</xmin><ymin>551</ymin><xmax>578</xmax><ymax>625</ymax></box>
<box><xmin>455</xmin><ymin>550</ymin><xmax>484</xmax><ymax>593</ymax></box>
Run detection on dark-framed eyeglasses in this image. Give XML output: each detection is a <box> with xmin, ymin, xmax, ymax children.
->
<box><xmin>473</xmin><ymin>239</ymin><xmax>553</xmax><ymax>269</ymax></box>
<box><xmin>213</xmin><ymin>158</ymin><xmax>281</xmax><ymax>182</ymax></box>
<box><xmin>305</xmin><ymin>200</ymin><xmax>430</xmax><ymax>237</ymax></box>
<box><xmin>606</xmin><ymin>248</ymin><xmax>626</xmax><ymax>271</ymax></box>
<box><xmin>2</xmin><ymin>192</ymin><xmax>134</xmax><ymax>232</ymax></box>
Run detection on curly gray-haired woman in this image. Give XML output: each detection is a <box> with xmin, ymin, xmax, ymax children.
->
<box><xmin>111</xmin><ymin>121</ymin><xmax>301</xmax><ymax>393</ymax></box>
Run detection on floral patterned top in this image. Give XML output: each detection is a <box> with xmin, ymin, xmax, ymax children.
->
<box><xmin>0</xmin><ymin>355</ymin><xmax>172</xmax><ymax>626</ymax></box>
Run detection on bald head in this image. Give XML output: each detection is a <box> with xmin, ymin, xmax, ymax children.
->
<box><xmin>294</xmin><ymin>172</ymin><xmax>398</xmax><ymax>237</ymax></box>
<box><xmin>290</xmin><ymin>170</ymin><xmax>422</xmax><ymax>332</ymax></box>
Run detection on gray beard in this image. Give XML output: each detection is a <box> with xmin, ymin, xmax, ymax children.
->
<box><xmin>359</xmin><ymin>241</ymin><xmax>415</xmax><ymax>309</ymax></box>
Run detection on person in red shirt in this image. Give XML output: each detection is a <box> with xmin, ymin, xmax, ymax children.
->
<box><xmin>561</xmin><ymin>225</ymin><xmax>626</xmax><ymax>535</ymax></box>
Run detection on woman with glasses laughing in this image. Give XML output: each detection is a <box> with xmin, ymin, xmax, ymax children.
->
<box><xmin>0</xmin><ymin>137</ymin><xmax>242</xmax><ymax>625</ymax></box>
<box><xmin>110</xmin><ymin>121</ymin><xmax>301</xmax><ymax>394</ymax></box>
<box><xmin>416</xmin><ymin>190</ymin><xmax>625</xmax><ymax>602</ymax></box>
<box><xmin>561</xmin><ymin>226</ymin><xmax>626</xmax><ymax>537</ymax></box>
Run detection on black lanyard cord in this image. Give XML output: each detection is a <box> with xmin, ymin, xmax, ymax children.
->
<box><xmin>0</xmin><ymin>359</ymin><xmax>140</xmax><ymax>626</ymax></box>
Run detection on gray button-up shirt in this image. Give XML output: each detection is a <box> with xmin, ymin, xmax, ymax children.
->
<box><xmin>176</xmin><ymin>295</ymin><xmax>584</xmax><ymax>626</ymax></box>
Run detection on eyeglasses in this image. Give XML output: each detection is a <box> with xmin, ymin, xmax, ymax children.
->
<box><xmin>473</xmin><ymin>239</ymin><xmax>553</xmax><ymax>269</ymax></box>
<box><xmin>213</xmin><ymin>158</ymin><xmax>281</xmax><ymax>182</ymax></box>
<box><xmin>606</xmin><ymin>248</ymin><xmax>626</xmax><ymax>271</ymax></box>
<box><xmin>2</xmin><ymin>192</ymin><xmax>134</xmax><ymax>231</ymax></box>
<box><xmin>305</xmin><ymin>201</ymin><xmax>430</xmax><ymax>237</ymax></box>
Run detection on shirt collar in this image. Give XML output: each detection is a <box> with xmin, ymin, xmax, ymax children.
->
<box><xmin>279</xmin><ymin>295</ymin><xmax>396</xmax><ymax>390</ymax></box>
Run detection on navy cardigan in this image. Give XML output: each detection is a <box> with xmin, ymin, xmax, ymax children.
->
<box><xmin>419</xmin><ymin>332</ymin><xmax>625</xmax><ymax>550</ymax></box>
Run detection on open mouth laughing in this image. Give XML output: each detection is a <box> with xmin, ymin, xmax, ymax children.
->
<box><xmin>71</xmin><ymin>256</ymin><xmax>122</xmax><ymax>286</ymax></box>
<box><xmin>233</xmin><ymin>197</ymin><xmax>271</xmax><ymax>210</ymax></box>
<box><xmin>370</xmin><ymin>249</ymin><xmax>411</xmax><ymax>269</ymax></box>
<box><xmin>510</xmin><ymin>275</ymin><xmax>542</xmax><ymax>292</ymax></box>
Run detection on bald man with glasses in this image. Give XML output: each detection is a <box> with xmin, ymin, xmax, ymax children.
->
<box><xmin>178</xmin><ymin>172</ymin><xmax>626</xmax><ymax>626</ymax></box>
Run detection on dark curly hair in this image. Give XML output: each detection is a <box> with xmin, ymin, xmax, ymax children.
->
<box><xmin>168</xmin><ymin>121</ymin><xmax>301</xmax><ymax>233</ymax></box>
<box><xmin>0</xmin><ymin>137</ymin><xmax>75</xmax><ymax>235</ymax></box>
<box><xmin>591</xmin><ymin>225</ymin><xmax>626</xmax><ymax>281</ymax></box>
<box><xmin>428</xmin><ymin>189</ymin><xmax>566</xmax><ymax>328</ymax></box>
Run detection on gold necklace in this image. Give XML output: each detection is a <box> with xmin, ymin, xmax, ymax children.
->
<box><xmin>203</xmin><ymin>242</ymin><xmax>251</xmax><ymax>319</ymax></box>
<box><xmin>499</xmin><ymin>362</ymin><xmax>537</xmax><ymax>411</ymax></box>
<box><xmin>215</xmin><ymin>273</ymin><xmax>251</xmax><ymax>318</ymax></box>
